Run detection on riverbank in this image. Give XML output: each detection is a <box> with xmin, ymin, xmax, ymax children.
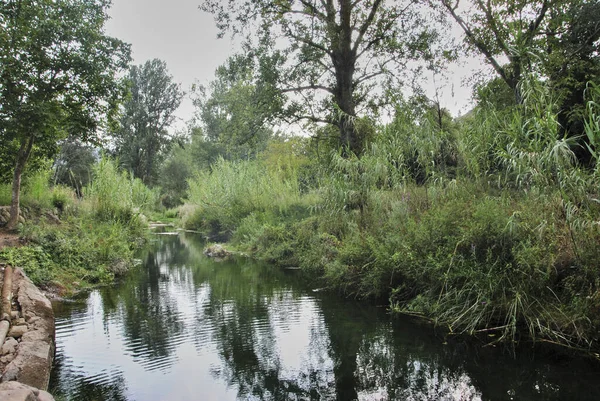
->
<box><xmin>0</xmin><ymin>266</ymin><xmax>56</xmax><ymax>401</ymax></box>
<box><xmin>49</xmin><ymin>231</ymin><xmax>600</xmax><ymax>400</ymax></box>
<box><xmin>180</xmin><ymin>155</ymin><xmax>600</xmax><ymax>357</ymax></box>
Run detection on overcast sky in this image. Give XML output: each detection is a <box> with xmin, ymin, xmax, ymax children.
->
<box><xmin>105</xmin><ymin>0</ymin><xmax>485</xmax><ymax>132</ymax></box>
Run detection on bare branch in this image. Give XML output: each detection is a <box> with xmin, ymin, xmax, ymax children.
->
<box><xmin>352</xmin><ymin>0</ymin><xmax>384</xmax><ymax>54</ymax></box>
<box><xmin>281</xmin><ymin>85</ymin><xmax>335</xmax><ymax>94</ymax></box>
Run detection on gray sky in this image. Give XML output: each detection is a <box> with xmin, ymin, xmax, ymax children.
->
<box><xmin>105</xmin><ymin>0</ymin><xmax>484</xmax><ymax>132</ymax></box>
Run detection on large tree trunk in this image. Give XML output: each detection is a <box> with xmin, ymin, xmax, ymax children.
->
<box><xmin>7</xmin><ymin>136</ymin><xmax>34</xmax><ymax>230</ymax></box>
<box><xmin>334</xmin><ymin>0</ymin><xmax>360</xmax><ymax>157</ymax></box>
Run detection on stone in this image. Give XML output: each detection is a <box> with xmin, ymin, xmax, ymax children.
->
<box><xmin>203</xmin><ymin>244</ymin><xmax>233</xmax><ymax>259</ymax></box>
<box><xmin>2</xmin><ymin>337</ymin><xmax>18</xmax><ymax>355</ymax></box>
<box><xmin>0</xmin><ymin>381</ymin><xmax>55</xmax><ymax>401</ymax></box>
<box><xmin>2</xmin><ymin>342</ymin><xmax>53</xmax><ymax>390</ymax></box>
<box><xmin>10</xmin><ymin>312</ymin><xmax>20</xmax><ymax>320</ymax></box>
<box><xmin>15</xmin><ymin>318</ymin><xmax>26</xmax><ymax>326</ymax></box>
<box><xmin>37</xmin><ymin>390</ymin><xmax>55</xmax><ymax>401</ymax></box>
<box><xmin>8</xmin><ymin>325</ymin><xmax>28</xmax><ymax>339</ymax></box>
<box><xmin>0</xmin><ymin>353</ymin><xmax>15</xmax><ymax>364</ymax></box>
<box><xmin>21</xmin><ymin>330</ymin><xmax>52</xmax><ymax>344</ymax></box>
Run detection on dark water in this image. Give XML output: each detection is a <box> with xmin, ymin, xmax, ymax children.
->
<box><xmin>49</xmin><ymin>231</ymin><xmax>600</xmax><ymax>401</ymax></box>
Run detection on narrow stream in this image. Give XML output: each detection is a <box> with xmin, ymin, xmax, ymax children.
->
<box><xmin>49</xmin><ymin>231</ymin><xmax>600</xmax><ymax>400</ymax></box>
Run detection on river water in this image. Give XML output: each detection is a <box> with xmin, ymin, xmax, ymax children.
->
<box><xmin>49</xmin><ymin>231</ymin><xmax>600</xmax><ymax>401</ymax></box>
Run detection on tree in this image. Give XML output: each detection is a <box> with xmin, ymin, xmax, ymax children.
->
<box><xmin>438</xmin><ymin>0</ymin><xmax>564</xmax><ymax>104</ymax></box>
<box><xmin>53</xmin><ymin>138</ymin><xmax>97</xmax><ymax>197</ymax></box>
<box><xmin>112</xmin><ymin>59</ymin><xmax>184</xmax><ymax>185</ymax></box>
<box><xmin>545</xmin><ymin>0</ymin><xmax>600</xmax><ymax>162</ymax></box>
<box><xmin>193</xmin><ymin>55</ymin><xmax>278</xmax><ymax>161</ymax></box>
<box><xmin>0</xmin><ymin>0</ymin><xmax>130</xmax><ymax>228</ymax></box>
<box><xmin>200</xmin><ymin>0</ymin><xmax>438</xmax><ymax>156</ymax></box>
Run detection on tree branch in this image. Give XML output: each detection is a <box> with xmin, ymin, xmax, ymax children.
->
<box><xmin>352</xmin><ymin>0</ymin><xmax>384</xmax><ymax>54</ymax></box>
<box><xmin>281</xmin><ymin>84</ymin><xmax>335</xmax><ymax>94</ymax></box>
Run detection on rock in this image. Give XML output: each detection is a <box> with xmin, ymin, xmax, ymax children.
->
<box><xmin>2</xmin><ymin>338</ymin><xmax>18</xmax><ymax>355</ymax></box>
<box><xmin>0</xmin><ymin>381</ymin><xmax>37</xmax><ymax>401</ymax></box>
<box><xmin>203</xmin><ymin>244</ymin><xmax>233</xmax><ymax>259</ymax></box>
<box><xmin>37</xmin><ymin>390</ymin><xmax>55</xmax><ymax>401</ymax></box>
<box><xmin>10</xmin><ymin>312</ymin><xmax>20</xmax><ymax>320</ymax></box>
<box><xmin>1</xmin><ymin>269</ymin><xmax>55</xmax><ymax>391</ymax></box>
<box><xmin>108</xmin><ymin>260</ymin><xmax>129</xmax><ymax>275</ymax></box>
<box><xmin>0</xmin><ymin>353</ymin><xmax>15</xmax><ymax>364</ymax></box>
<box><xmin>8</xmin><ymin>325</ymin><xmax>28</xmax><ymax>339</ymax></box>
<box><xmin>43</xmin><ymin>213</ymin><xmax>60</xmax><ymax>225</ymax></box>
<box><xmin>1</xmin><ymin>341</ymin><xmax>53</xmax><ymax>390</ymax></box>
<box><xmin>14</xmin><ymin>318</ymin><xmax>25</xmax><ymax>326</ymax></box>
<box><xmin>0</xmin><ymin>381</ymin><xmax>55</xmax><ymax>401</ymax></box>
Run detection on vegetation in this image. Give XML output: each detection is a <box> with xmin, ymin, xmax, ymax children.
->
<box><xmin>0</xmin><ymin>157</ymin><xmax>156</xmax><ymax>293</ymax></box>
<box><xmin>112</xmin><ymin>59</ymin><xmax>184</xmax><ymax>186</ymax></box>
<box><xmin>0</xmin><ymin>0</ymin><xmax>130</xmax><ymax>228</ymax></box>
<box><xmin>179</xmin><ymin>77</ymin><xmax>600</xmax><ymax>354</ymax></box>
<box><xmin>0</xmin><ymin>0</ymin><xmax>599</xmax><ymax>359</ymax></box>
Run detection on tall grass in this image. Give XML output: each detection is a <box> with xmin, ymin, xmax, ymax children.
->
<box><xmin>84</xmin><ymin>156</ymin><xmax>158</xmax><ymax>222</ymax></box>
<box><xmin>184</xmin><ymin>157</ymin><xmax>308</xmax><ymax>238</ymax></box>
<box><xmin>0</xmin><ymin>156</ymin><xmax>158</xmax><ymax>292</ymax></box>
<box><xmin>179</xmin><ymin>77</ymin><xmax>600</xmax><ymax>353</ymax></box>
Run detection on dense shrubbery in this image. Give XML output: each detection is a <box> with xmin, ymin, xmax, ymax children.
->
<box><xmin>0</xmin><ymin>157</ymin><xmax>155</xmax><ymax>292</ymax></box>
<box><xmin>181</xmin><ymin>79</ymin><xmax>600</xmax><ymax>352</ymax></box>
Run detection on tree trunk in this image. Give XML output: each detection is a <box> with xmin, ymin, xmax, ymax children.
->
<box><xmin>333</xmin><ymin>0</ymin><xmax>359</xmax><ymax>157</ymax></box>
<box><xmin>7</xmin><ymin>136</ymin><xmax>34</xmax><ymax>230</ymax></box>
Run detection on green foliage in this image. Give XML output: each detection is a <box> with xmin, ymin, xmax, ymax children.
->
<box><xmin>193</xmin><ymin>55</ymin><xmax>277</xmax><ymax>161</ymax></box>
<box><xmin>84</xmin><ymin>156</ymin><xmax>158</xmax><ymax>223</ymax></box>
<box><xmin>184</xmin><ymin>157</ymin><xmax>306</xmax><ymax>239</ymax></box>
<box><xmin>53</xmin><ymin>139</ymin><xmax>97</xmax><ymax>196</ymax></box>
<box><xmin>177</xmin><ymin>76</ymin><xmax>600</xmax><ymax>353</ymax></box>
<box><xmin>22</xmin><ymin>169</ymin><xmax>52</xmax><ymax>209</ymax></box>
<box><xmin>0</xmin><ymin>246</ymin><xmax>54</xmax><ymax>285</ymax></box>
<box><xmin>201</xmin><ymin>0</ymin><xmax>445</xmax><ymax>155</ymax></box>
<box><xmin>0</xmin><ymin>0</ymin><xmax>130</xmax><ymax>227</ymax></box>
<box><xmin>112</xmin><ymin>59</ymin><xmax>184</xmax><ymax>185</ymax></box>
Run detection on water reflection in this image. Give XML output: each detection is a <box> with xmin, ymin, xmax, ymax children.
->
<box><xmin>49</xmin><ymin>232</ymin><xmax>600</xmax><ymax>401</ymax></box>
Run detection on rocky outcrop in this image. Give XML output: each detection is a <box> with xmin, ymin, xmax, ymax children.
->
<box><xmin>0</xmin><ymin>207</ymin><xmax>30</xmax><ymax>227</ymax></box>
<box><xmin>0</xmin><ymin>381</ymin><xmax>54</xmax><ymax>401</ymax></box>
<box><xmin>0</xmin><ymin>268</ymin><xmax>55</xmax><ymax>401</ymax></box>
<box><xmin>203</xmin><ymin>243</ymin><xmax>233</xmax><ymax>260</ymax></box>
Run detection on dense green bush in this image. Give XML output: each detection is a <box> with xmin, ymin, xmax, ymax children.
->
<box><xmin>0</xmin><ymin>156</ymin><xmax>156</xmax><ymax>293</ymax></box>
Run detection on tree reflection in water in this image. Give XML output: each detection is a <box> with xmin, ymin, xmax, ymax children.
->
<box><xmin>49</xmin><ymin>233</ymin><xmax>600</xmax><ymax>401</ymax></box>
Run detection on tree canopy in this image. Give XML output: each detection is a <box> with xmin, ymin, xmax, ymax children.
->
<box><xmin>200</xmin><ymin>0</ymin><xmax>441</xmax><ymax>155</ymax></box>
<box><xmin>112</xmin><ymin>59</ymin><xmax>184</xmax><ymax>185</ymax></box>
<box><xmin>0</xmin><ymin>0</ymin><xmax>131</xmax><ymax>227</ymax></box>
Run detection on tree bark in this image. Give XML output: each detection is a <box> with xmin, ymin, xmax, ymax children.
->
<box><xmin>333</xmin><ymin>0</ymin><xmax>359</xmax><ymax>156</ymax></box>
<box><xmin>7</xmin><ymin>136</ymin><xmax>34</xmax><ymax>230</ymax></box>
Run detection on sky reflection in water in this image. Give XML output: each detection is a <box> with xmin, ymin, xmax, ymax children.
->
<box><xmin>49</xmin><ymin>232</ymin><xmax>600</xmax><ymax>401</ymax></box>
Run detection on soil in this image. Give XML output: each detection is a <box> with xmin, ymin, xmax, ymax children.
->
<box><xmin>0</xmin><ymin>228</ymin><xmax>22</xmax><ymax>251</ymax></box>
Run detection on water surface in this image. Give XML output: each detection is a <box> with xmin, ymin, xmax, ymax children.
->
<box><xmin>49</xmin><ymin>232</ymin><xmax>600</xmax><ymax>400</ymax></box>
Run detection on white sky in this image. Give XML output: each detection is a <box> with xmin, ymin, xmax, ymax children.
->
<box><xmin>105</xmin><ymin>0</ymin><xmax>487</xmax><ymax>133</ymax></box>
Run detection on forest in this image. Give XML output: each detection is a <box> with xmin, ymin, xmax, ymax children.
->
<box><xmin>1</xmin><ymin>0</ymin><xmax>600</xmax><ymax>356</ymax></box>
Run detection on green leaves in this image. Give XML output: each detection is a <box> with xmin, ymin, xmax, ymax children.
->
<box><xmin>112</xmin><ymin>59</ymin><xmax>184</xmax><ymax>185</ymax></box>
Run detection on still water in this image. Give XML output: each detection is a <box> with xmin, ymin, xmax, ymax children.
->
<box><xmin>49</xmin><ymin>231</ymin><xmax>600</xmax><ymax>401</ymax></box>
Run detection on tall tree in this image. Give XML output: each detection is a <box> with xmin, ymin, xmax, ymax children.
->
<box><xmin>0</xmin><ymin>0</ymin><xmax>130</xmax><ymax>228</ymax></box>
<box><xmin>437</xmin><ymin>0</ymin><xmax>562</xmax><ymax>103</ymax></box>
<box><xmin>193</xmin><ymin>55</ymin><xmax>279</xmax><ymax>161</ymax></box>
<box><xmin>113</xmin><ymin>59</ymin><xmax>184</xmax><ymax>185</ymax></box>
<box><xmin>53</xmin><ymin>138</ymin><xmax>97</xmax><ymax>197</ymax></box>
<box><xmin>200</xmin><ymin>0</ymin><xmax>438</xmax><ymax>156</ymax></box>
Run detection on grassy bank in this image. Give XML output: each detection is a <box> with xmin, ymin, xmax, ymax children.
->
<box><xmin>0</xmin><ymin>158</ymin><xmax>158</xmax><ymax>294</ymax></box>
<box><xmin>181</xmin><ymin>81</ymin><xmax>600</xmax><ymax>353</ymax></box>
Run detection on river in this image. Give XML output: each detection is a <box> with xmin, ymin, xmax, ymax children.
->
<box><xmin>48</xmin><ymin>231</ymin><xmax>600</xmax><ymax>400</ymax></box>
